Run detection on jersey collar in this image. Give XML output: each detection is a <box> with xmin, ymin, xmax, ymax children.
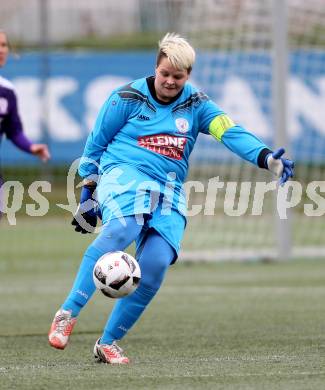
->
<box><xmin>146</xmin><ymin>76</ymin><xmax>183</xmax><ymax>105</ymax></box>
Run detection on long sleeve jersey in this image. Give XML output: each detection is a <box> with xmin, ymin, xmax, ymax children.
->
<box><xmin>0</xmin><ymin>76</ymin><xmax>32</xmax><ymax>153</ymax></box>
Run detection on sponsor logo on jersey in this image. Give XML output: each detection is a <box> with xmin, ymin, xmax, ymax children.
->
<box><xmin>175</xmin><ymin>117</ymin><xmax>189</xmax><ymax>133</ymax></box>
<box><xmin>0</xmin><ymin>98</ymin><xmax>8</xmax><ymax>114</ymax></box>
<box><xmin>138</xmin><ymin>134</ymin><xmax>187</xmax><ymax>160</ymax></box>
<box><xmin>137</xmin><ymin>114</ymin><xmax>150</xmax><ymax>121</ymax></box>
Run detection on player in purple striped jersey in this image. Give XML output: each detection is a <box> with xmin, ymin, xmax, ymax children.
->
<box><xmin>0</xmin><ymin>31</ymin><xmax>50</xmax><ymax>161</ymax></box>
<box><xmin>0</xmin><ymin>30</ymin><xmax>50</xmax><ymax>218</ymax></box>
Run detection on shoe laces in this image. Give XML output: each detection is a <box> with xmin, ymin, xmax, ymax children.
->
<box><xmin>102</xmin><ymin>342</ymin><xmax>124</xmax><ymax>358</ymax></box>
<box><xmin>55</xmin><ymin>313</ymin><xmax>74</xmax><ymax>335</ymax></box>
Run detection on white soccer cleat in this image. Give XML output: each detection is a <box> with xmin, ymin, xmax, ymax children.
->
<box><xmin>93</xmin><ymin>338</ymin><xmax>129</xmax><ymax>364</ymax></box>
<box><xmin>48</xmin><ymin>309</ymin><xmax>77</xmax><ymax>350</ymax></box>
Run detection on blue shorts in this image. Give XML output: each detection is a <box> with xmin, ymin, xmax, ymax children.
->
<box><xmin>97</xmin><ymin>164</ymin><xmax>187</xmax><ymax>258</ymax></box>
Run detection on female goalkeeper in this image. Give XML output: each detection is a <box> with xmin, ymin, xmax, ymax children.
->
<box><xmin>49</xmin><ymin>33</ymin><xmax>294</xmax><ymax>364</ymax></box>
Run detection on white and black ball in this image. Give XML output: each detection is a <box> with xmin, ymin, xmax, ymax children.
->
<box><xmin>93</xmin><ymin>251</ymin><xmax>141</xmax><ymax>298</ymax></box>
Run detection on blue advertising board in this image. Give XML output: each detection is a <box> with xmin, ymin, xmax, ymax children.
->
<box><xmin>1</xmin><ymin>50</ymin><xmax>325</xmax><ymax>164</ymax></box>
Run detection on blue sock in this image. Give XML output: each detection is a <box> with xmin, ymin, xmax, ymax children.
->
<box><xmin>62</xmin><ymin>217</ymin><xmax>143</xmax><ymax>317</ymax></box>
<box><xmin>101</xmin><ymin>283</ymin><xmax>158</xmax><ymax>344</ymax></box>
<box><xmin>62</xmin><ymin>245</ymin><xmax>104</xmax><ymax>317</ymax></box>
<box><xmin>101</xmin><ymin>230</ymin><xmax>175</xmax><ymax>344</ymax></box>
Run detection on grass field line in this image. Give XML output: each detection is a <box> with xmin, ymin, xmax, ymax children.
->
<box><xmin>1</xmin><ymin>285</ymin><xmax>325</xmax><ymax>294</ymax></box>
<box><xmin>1</xmin><ymin>329</ymin><xmax>325</xmax><ymax>340</ymax></box>
<box><xmin>1</xmin><ymin>364</ymin><xmax>324</xmax><ymax>379</ymax></box>
<box><xmin>123</xmin><ymin>371</ymin><xmax>325</xmax><ymax>379</ymax></box>
<box><xmin>0</xmin><ymin>354</ymin><xmax>311</xmax><ymax>369</ymax></box>
<box><xmin>111</xmin><ymin>371</ymin><xmax>325</xmax><ymax>379</ymax></box>
<box><xmin>0</xmin><ymin>330</ymin><xmax>102</xmax><ymax>338</ymax></box>
<box><xmin>161</xmin><ymin>286</ymin><xmax>325</xmax><ymax>293</ymax></box>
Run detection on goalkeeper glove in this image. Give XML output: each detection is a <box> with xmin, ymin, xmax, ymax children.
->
<box><xmin>266</xmin><ymin>147</ymin><xmax>294</xmax><ymax>185</ymax></box>
<box><xmin>71</xmin><ymin>184</ymin><xmax>98</xmax><ymax>234</ymax></box>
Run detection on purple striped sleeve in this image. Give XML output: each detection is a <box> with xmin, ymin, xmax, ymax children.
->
<box><xmin>9</xmin><ymin>131</ymin><xmax>32</xmax><ymax>153</ymax></box>
<box><xmin>3</xmin><ymin>85</ymin><xmax>33</xmax><ymax>153</ymax></box>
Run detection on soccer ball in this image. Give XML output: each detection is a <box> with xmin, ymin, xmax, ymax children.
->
<box><xmin>93</xmin><ymin>251</ymin><xmax>141</xmax><ymax>298</ymax></box>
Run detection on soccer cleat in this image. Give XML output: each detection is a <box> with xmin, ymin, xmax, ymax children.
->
<box><xmin>48</xmin><ymin>309</ymin><xmax>77</xmax><ymax>350</ymax></box>
<box><xmin>93</xmin><ymin>338</ymin><xmax>129</xmax><ymax>364</ymax></box>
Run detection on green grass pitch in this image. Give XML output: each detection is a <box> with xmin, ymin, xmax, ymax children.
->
<box><xmin>1</xmin><ymin>218</ymin><xmax>325</xmax><ymax>390</ymax></box>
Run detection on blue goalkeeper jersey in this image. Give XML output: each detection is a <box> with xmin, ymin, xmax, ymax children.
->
<box><xmin>79</xmin><ymin>76</ymin><xmax>270</xmax><ymax>190</ymax></box>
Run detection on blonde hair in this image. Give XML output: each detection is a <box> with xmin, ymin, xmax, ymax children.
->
<box><xmin>157</xmin><ymin>33</ymin><xmax>196</xmax><ymax>73</ymax></box>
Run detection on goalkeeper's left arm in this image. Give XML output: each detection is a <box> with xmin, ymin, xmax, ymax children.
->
<box><xmin>208</xmin><ymin>115</ymin><xmax>294</xmax><ymax>185</ymax></box>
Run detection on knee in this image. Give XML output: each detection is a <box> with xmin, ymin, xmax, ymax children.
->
<box><xmin>106</xmin><ymin>225</ymin><xmax>128</xmax><ymax>248</ymax></box>
<box><xmin>82</xmin><ymin>245</ymin><xmax>105</xmax><ymax>268</ymax></box>
<box><xmin>92</xmin><ymin>222</ymin><xmax>130</xmax><ymax>252</ymax></box>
